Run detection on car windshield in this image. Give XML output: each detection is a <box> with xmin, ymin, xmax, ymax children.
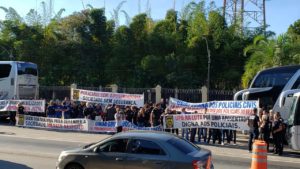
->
<box><xmin>83</xmin><ymin>142</ymin><xmax>96</xmax><ymax>149</ymax></box>
<box><xmin>167</xmin><ymin>137</ymin><xmax>200</xmax><ymax>154</ymax></box>
<box><xmin>83</xmin><ymin>136</ymin><xmax>112</xmax><ymax>149</ymax></box>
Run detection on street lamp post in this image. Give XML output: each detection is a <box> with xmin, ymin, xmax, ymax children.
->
<box><xmin>203</xmin><ymin>37</ymin><xmax>211</xmax><ymax>101</ymax></box>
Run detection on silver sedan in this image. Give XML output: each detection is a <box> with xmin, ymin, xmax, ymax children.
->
<box><xmin>57</xmin><ymin>131</ymin><xmax>213</xmax><ymax>169</ymax></box>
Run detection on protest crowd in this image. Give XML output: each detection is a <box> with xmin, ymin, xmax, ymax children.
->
<box><xmin>10</xmin><ymin>96</ymin><xmax>287</xmax><ymax>156</ymax></box>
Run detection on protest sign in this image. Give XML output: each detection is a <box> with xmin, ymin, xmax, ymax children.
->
<box><xmin>89</xmin><ymin>120</ymin><xmax>162</xmax><ymax>132</ymax></box>
<box><xmin>71</xmin><ymin>89</ymin><xmax>144</xmax><ymax>107</ymax></box>
<box><xmin>0</xmin><ymin>100</ymin><xmax>45</xmax><ymax>112</ymax></box>
<box><xmin>164</xmin><ymin>114</ymin><xmax>249</xmax><ymax>130</ymax></box>
<box><xmin>168</xmin><ymin>97</ymin><xmax>258</xmax><ymax>116</ymax></box>
<box><xmin>19</xmin><ymin>115</ymin><xmax>161</xmax><ymax>133</ymax></box>
<box><xmin>22</xmin><ymin>116</ymin><xmax>88</xmax><ymax>131</ymax></box>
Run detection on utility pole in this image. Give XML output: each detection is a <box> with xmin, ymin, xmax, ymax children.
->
<box><xmin>203</xmin><ymin>37</ymin><xmax>211</xmax><ymax>101</ymax></box>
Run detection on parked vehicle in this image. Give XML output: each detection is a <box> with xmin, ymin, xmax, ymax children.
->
<box><xmin>0</xmin><ymin>61</ymin><xmax>39</xmax><ymax>100</ymax></box>
<box><xmin>57</xmin><ymin>131</ymin><xmax>213</xmax><ymax>169</ymax></box>
<box><xmin>278</xmin><ymin>90</ymin><xmax>300</xmax><ymax>150</ymax></box>
<box><xmin>234</xmin><ymin>65</ymin><xmax>300</xmax><ymax>150</ymax></box>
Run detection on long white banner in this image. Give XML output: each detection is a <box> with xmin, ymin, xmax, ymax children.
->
<box><xmin>21</xmin><ymin>115</ymin><xmax>88</xmax><ymax>131</ymax></box>
<box><xmin>0</xmin><ymin>100</ymin><xmax>45</xmax><ymax>112</ymax></box>
<box><xmin>19</xmin><ymin>115</ymin><xmax>162</xmax><ymax>132</ymax></box>
<box><xmin>71</xmin><ymin>89</ymin><xmax>144</xmax><ymax>107</ymax></box>
<box><xmin>168</xmin><ymin>97</ymin><xmax>258</xmax><ymax>116</ymax></box>
<box><xmin>165</xmin><ymin>99</ymin><xmax>258</xmax><ymax>130</ymax></box>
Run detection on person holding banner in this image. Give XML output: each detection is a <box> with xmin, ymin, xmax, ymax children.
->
<box><xmin>46</xmin><ymin>100</ymin><xmax>56</xmax><ymax>118</ymax></box>
<box><xmin>17</xmin><ymin>102</ymin><xmax>25</xmax><ymax>115</ymax></box>
<box><xmin>180</xmin><ymin>108</ymin><xmax>189</xmax><ymax>140</ymax></box>
<box><xmin>198</xmin><ymin>108</ymin><xmax>207</xmax><ymax>143</ymax></box>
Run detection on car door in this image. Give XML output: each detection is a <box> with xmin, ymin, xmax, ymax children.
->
<box><xmin>86</xmin><ymin>139</ymin><xmax>129</xmax><ymax>169</ymax></box>
<box><xmin>124</xmin><ymin>139</ymin><xmax>170</xmax><ymax>169</ymax></box>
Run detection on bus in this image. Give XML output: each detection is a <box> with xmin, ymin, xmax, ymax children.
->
<box><xmin>0</xmin><ymin>61</ymin><xmax>39</xmax><ymax>100</ymax></box>
<box><xmin>280</xmin><ymin>91</ymin><xmax>300</xmax><ymax>150</ymax></box>
<box><xmin>234</xmin><ymin>65</ymin><xmax>300</xmax><ymax>150</ymax></box>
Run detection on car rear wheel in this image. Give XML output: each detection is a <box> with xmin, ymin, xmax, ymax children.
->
<box><xmin>65</xmin><ymin>163</ymin><xmax>84</xmax><ymax>169</ymax></box>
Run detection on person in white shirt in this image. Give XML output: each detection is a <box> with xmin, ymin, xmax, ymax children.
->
<box><xmin>115</xmin><ymin>107</ymin><xmax>125</xmax><ymax>133</ymax></box>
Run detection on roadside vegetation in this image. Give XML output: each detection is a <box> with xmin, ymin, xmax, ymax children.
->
<box><xmin>0</xmin><ymin>0</ymin><xmax>299</xmax><ymax>89</ymax></box>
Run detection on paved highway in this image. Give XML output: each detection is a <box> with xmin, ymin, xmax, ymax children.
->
<box><xmin>0</xmin><ymin>125</ymin><xmax>299</xmax><ymax>169</ymax></box>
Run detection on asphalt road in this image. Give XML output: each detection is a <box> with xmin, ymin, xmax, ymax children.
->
<box><xmin>0</xmin><ymin>125</ymin><xmax>299</xmax><ymax>169</ymax></box>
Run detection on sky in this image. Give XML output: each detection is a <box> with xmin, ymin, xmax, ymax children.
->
<box><xmin>0</xmin><ymin>0</ymin><xmax>299</xmax><ymax>35</ymax></box>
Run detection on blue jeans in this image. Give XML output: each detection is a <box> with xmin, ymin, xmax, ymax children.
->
<box><xmin>198</xmin><ymin>128</ymin><xmax>207</xmax><ymax>143</ymax></box>
<box><xmin>248</xmin><ymin>129</ymin><xmax>259</xmax><ymax>151</ymax></box>
<box><xmin>182</xmin><ymin>128</ymin><xmax>189</xmax><ymax>140</ymax></box>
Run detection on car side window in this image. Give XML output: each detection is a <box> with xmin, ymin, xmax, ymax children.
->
<box><xmin>128</xmin><ymin>139</ymin><xmax>166</xmax><ymax>155</ymax></box>
<box><xmin>99</xmin><ymin>139</ymin><xmax>128</xmax><ymax>153</ymax></box>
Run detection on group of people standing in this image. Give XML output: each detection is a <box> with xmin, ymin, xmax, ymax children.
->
<box><xmin>248</xmin><ymin>108</ymin><xmax>286</xmax><ymax>155</ymax></box>
<box><xmin>164</xmin><ymin>108</ymin><xmax>237</xmax><ymax>145</ymax></box>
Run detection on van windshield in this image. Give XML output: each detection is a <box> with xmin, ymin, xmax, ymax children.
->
<box><xmin>0</xmin><ymin>64</ymin><xmax>12</xmax><ymax>78</ymax></box>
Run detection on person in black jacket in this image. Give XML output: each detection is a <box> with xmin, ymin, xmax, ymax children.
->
<box><xmin>83</xmin><ymin>102</ymin><xmax>95</xmax><ymax>120</ymax></box>
<box><xmin>272</xmin><ymin>112</ymin><xmax>284</xmax><ymax>155</ymax></box>
<box><xmin>247</xmin><ymin>108</ymin><xmax>260</xmax><ymax>152</ymax></box>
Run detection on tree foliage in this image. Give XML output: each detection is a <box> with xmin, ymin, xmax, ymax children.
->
<box><xmin>1</xmin><ymin>1</ymin><xmax>298</xmax><ymax>90</ymax></box>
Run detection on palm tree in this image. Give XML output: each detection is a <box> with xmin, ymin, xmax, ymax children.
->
<box><xmin>41</xmin><ymin>0</ymin><xmax>65</xmax><ymax>26</ymax></box>
<box><xmin>0</xmin><ymin>7</ymin><xmax>23</xmax><ymax>21</ymax></box>
<box><xmin>242</xmin><ymin>35</ymin><xmax>278</xmax><ymax>88</ymax></box>
<box><xmin>111</xmin><ymin>1</ymin><xmax>127</xmax><ymax>27</ymax></box>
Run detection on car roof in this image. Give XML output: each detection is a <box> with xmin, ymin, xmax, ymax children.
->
<box><xmin>111</xmin><ymin>130</ymin><xmax>176</xmax><ymax>141</ymax></box>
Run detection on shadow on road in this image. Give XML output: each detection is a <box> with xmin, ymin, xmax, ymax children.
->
<box><xmin>0</xmin><ymin>160</ymin><xmax>32</xmax><ymax>169</ymax></box>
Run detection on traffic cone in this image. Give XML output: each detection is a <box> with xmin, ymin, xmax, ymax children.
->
<box><xmin>250</xmin><ymin>140</ymin><xmax>267</xmax><ymax>169</ymax></box>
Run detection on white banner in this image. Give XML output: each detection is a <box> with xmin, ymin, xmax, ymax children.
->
<box><xmin>0</xmin><ymin>100</ymin><xmax>45</xmax><ymax>112</ymax></box>
<box><xmin>71</xmin><ymin>89</ymin><xmax>144</xmax><ymax>107</ymax></box>
<box><xmin>164</xmin><ymin>114</ymin><xmax>249</xmax><ymax>130</ymax></box>
<box><xmin>19</xmin><ymin>115</ymin><xmax>161</xmax><ymax>132</ymax></box>
<box><xmin>168</xmin><ymin>98</ymin><xmax>258</xmax><ymax>116</ymax></box>
<box><xmin>22</xmin><ymin>116</ymin><xmax>88</xmax><ymax>131</ymax></box>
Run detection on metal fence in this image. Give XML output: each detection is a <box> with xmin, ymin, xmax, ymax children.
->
<box><xmin>209</xmin><ymin>90</ymin><xmax>235</xmax><ymax>101</ymax></box>
<box><xmin>39</xmin><ymin>85</ymin><xmax>235</xmax><ymax>103</ymax></box>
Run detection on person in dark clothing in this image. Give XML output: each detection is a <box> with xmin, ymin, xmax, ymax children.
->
<box><xmin>124</xmin><ymin>106</ymin><xmax>134</xmax><ymax>123</ymax></box>
<box><xmin>190</xmin><ymin>111</ymin><xmax>198</xmax><ymax>143</ymax></box>
<box><xmin>83</xmin><ymin>102</ymin><xmax>95</xmax><ymax>119</ymax></box>
<box><xmin>17</xmin><ymin>102</ymin><xmax>25</xmax><ymax>115</ymax></box>
<box><xmin>46</xmin><ymin>100</ymin><xmax>56</xmax><ymax>118</ymax></box>
<box><xmin>137</xmin><ymin>108</ymin><xmax>146</xmax><ymax>127</ymax></box>
<box><xmin>144</xmin><ymin>104</ymin><xmax>152</xmax><ymax>127</ymax></box>
<box><xmin>259</xmin><ymin>110</ymin><xmax>270</xmax><ymax>151</ymax></box>
<box><xmin>150</xmin><ymin>103</ymin><xmax>163</xmax><ymax>127</ymax></box>
<box><xmin>131</xmin><ymin>106</ymin><xmax>139</xmax><ymax>125</ymax></box>
<box><xmin>70</xmin><ymin>102</ymin><xmax>79</xmax><ymax>118</ymax></box>
<box><xmin>106</xmin><ymin>104</ymin><xmax>116</xmax><ymax>121</ymax></box>
<box><xmin>9</xmin><ymin>111</ymin><xmax>16</xmax><ymax>125</ymax></box>
<box><xmin>247</xmin><ymin>107</ymin><xmax>260</xmax><ymax>152</ymax></box>
<box><xmin>272</xmin><ymin>112</ymin><xmax>284</xmax><ymax>155</ymax></box>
